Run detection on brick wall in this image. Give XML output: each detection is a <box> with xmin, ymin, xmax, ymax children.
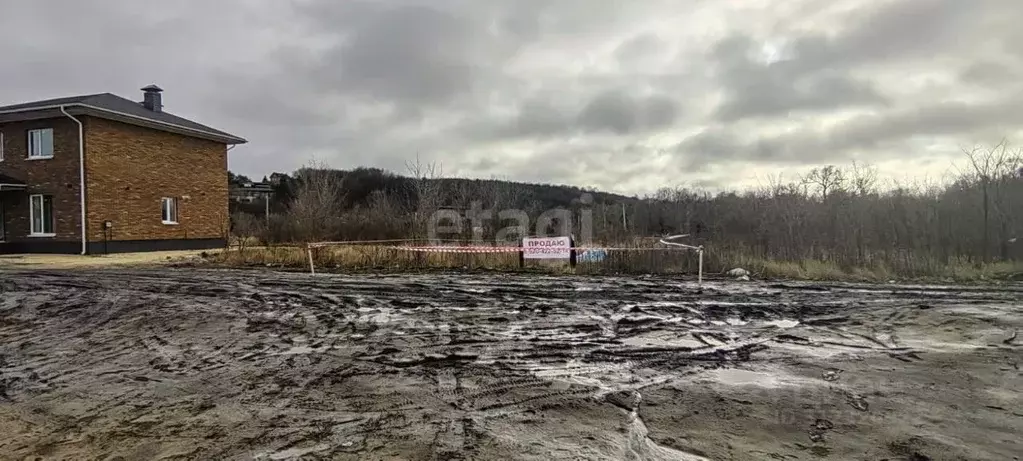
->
<box><xmin>84</xmin><ymin>116</ymin><xmax>229</xmax><ymax>242</ymax></box>
<box><xmin>0</xmin><ymin>117</ymin><xmax>83</xmax><ymax>243</ymax></box>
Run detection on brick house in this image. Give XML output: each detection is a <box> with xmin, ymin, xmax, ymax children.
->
<box><xmin>0</xmin><ymin>85</ymin><xmax>246</xmax><ymax>254</ymax></box>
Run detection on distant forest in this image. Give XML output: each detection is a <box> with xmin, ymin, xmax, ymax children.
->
<box><xmin>230</xmin><ymin>143</ymin><xmax>1023</xmax><ymax>272</ymax></box>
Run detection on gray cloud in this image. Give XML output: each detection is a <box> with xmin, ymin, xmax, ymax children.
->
<box><xmin>576</xmin><ymin>91</ymin><xmax>679</xmax><ymax>135</ymax></box>
<box><xmin>296</xmin><ymin>3</ymin><xmax>498</xmax><ymax>107</ymax></box>
<box><xmin>710</xmin><ymin>35</ymin><xmax>888</xmax><ymax>121</ymax></box>
<box><xmin>2</xmin><ymin>0</ymin><xmax>1022</xmax><ymax>193</ymax></box>
<box><xmin>678</xmin><ymin>92</ymin><xmax>1023</xmax><ymax>171</ymax></box>
<box><xmin>459</xmin><ymin>89</ymin><xmax>681</xmax><ymax>142</ymax></box>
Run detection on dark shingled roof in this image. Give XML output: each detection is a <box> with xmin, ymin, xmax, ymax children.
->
<box><xmin>0</xmin><ymin>92</ymin><xmax>246</xmax><ymax>144</ymax></box>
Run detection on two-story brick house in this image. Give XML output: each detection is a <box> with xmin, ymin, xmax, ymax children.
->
<box><xmin>0</xmin><ymin>85</ymin><xmax>246</xmax><ymax>254</ymax></box>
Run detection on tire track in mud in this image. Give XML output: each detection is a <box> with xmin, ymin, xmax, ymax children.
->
<box><xmin>1</xmin><ymin>267</ymin><xmax>1020</xmax><ymax>459</ymax></box>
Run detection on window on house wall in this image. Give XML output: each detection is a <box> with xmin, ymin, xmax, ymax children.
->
<box><xmin>30</xmin><ymin>194</ymin><xmax>54</xmax><ymax>236</ymax></box>
<box><xmin>161</xmin><ymin>197</ymin><xmax>178</xmax><ymax>224</ymax></box>
<box><xmin>28</xmin><ymin>128</ymin><xmax>54</xmax><ymax>159</ymax></box>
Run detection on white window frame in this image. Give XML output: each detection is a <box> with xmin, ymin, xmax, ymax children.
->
<box><xmin>161</xmin><ymin>197</ymin><xmax>178</xmax><ymax>225</ymax></box>
<box><xmin>29</xmin><ymin>194</ymin><xmax>55</xmax><ymax>237</ymax></box>
<box><xmin>27</xmin><ymin>128</ymin><xmax>54</xmax><ymax>159</ymax></box>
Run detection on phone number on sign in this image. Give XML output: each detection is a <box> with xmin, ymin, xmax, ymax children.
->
<box><xmin>524</xmin><ymin>247</ymin><xmax>570</xmax><ymax>254</ymax></box>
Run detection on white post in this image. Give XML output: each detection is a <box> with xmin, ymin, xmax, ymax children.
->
<box><xmin>698</xmin><ymin>247</ymin><xmax>704</xmax><ymax>286</ymax></box>
<box><xmin>308</xmin><ymin>246</ymin><xmax>316</xmax><ymax>274</ymax></box>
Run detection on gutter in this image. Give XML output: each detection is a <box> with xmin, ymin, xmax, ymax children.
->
<box><xmin>60</xmin><ymin>105</ymin><xmax>87</xmax><ymax>255</ymax></box>
<box><xmin>0</xmin><ymin>103</ymin><xmax>247</xmax><ymax>145</ymax></box>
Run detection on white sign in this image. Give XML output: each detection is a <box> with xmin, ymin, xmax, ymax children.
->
<box><xmin>523</xmin><ymin>236</ymin><xmax>572</xmax><ymax>259</ymax></box>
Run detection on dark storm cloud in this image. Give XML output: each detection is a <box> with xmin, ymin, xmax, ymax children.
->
<box><xmin>459</xmin><ymin>89</ymin><xmax>681</xmax><ymax>142</ymax></box>
<box><xmin>678</xmin><ymin>92</ymin><xmax>1023</xmax><ymax>170</ymax></box>
<box><xmin>3</xmin><ymin>0</ymin><xmax>1023</xmax><ymax>193</ymax></box>
<box><xmin>614</xmin><ymin>33</ymin><xmax>668</xmax><ymax>66</ymax></box>
<box><xmin>505</xmin><ymin>99</ymin><xmax>575</xmax><ymax>139</ymax></box>
<box><xmin>708</xmin><ymin>0</ymin><xmax>1022</xmax><ymax>121</ymax></box>
<box><xmin>960</xmin><ymin>61</ymin><xmax>1023</xmax><ymax>87</ymax></box>
<box><xmin>770</xmin><ymin>0</ymin><xmax>1017</xmax><ymax>71</ymax></box>
<box><xmin>709</xmin><ymin>35</ymin><xmax>888</xmax><ymax>121</ymax></box>
<box><xmin>577</xmin><ymin>90</ymin><xmax>679</xmax><ymax>134</ymax></box>
<box><xmin>292</xmin><ymin>3</ymin><xmax>497</xmax><ymax>107</ymax></box>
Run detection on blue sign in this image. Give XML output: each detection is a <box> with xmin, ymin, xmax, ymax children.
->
<box><xmin>577</xmin><ymin>249</ymin><xmax>607</xmax><ymax>263</ymax></box>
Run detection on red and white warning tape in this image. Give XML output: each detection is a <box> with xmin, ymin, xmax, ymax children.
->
<box><xmin>306</xmin><ymin>241</ymin><xmax>701</xmax><ymax>253</ymax></box>
<box><xmin>389</xmin><ymin>246</ymin><xmax>697</xmax><ymax>253</ymax></box>
<box><xmin>394</xmin><ymin>246</ymin><xmax>522</xmax><ymax>253</ymax></box>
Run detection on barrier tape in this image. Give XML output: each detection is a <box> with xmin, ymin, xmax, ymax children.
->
<box><xmin>305</xmin><ymin>241</ymin><xmax>704</xmax><ymax>284</ymax></box>
<box><xmin>394</xmin><ymin>246</ymin><xmax>521</xmax><ymax>253</ymax></box>
<box><xmin>307</xmin><ymin>238</ymin><xmax>703</xmax><ymax>253</ymax></box>
<box><xmin>307</xmin><ymin>243</ymin><xmax>701</xmax><ymax>253</ymax></box>
<box><xmin>386</xmin><ymin>245</ymin><xmax>698</xmax><ymax>253</ymax></box>
<box><xmin>307</xmin><ymin>239</ymin><xmax>466</xmax><ymax>249</ymax></box>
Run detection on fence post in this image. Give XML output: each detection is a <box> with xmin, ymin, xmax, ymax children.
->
<box><xmin>518</xmin><ymin>239</ymin><xmax>525</xmax><ymax>269</ymax></box>
<box><xmin>698</xmin><ymin>247</ymin><xmax>704</xmax><ymax>285</ymax></box>
<box><xmin>569</xmin><ymin>236</ymin><xmax>577</xmax><ymax>269</ymax></box>
<box><xmin>307</xmin><ymin>244</ymin><xmax>316</xmax><ymax>275</ymax></box>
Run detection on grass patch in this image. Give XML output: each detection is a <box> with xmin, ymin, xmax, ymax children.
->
<box><xmin>205</xmin><ymin>243</ymin><xmax>1023</xmax><ymax>283</ymax></box>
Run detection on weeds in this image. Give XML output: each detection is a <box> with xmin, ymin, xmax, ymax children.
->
<box><xmin>206</xmin><ymin>244</ymin><xmax>1023</xmax><ymax>282</ymax></box>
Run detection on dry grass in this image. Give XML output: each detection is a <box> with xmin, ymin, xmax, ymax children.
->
<box><xmin>0</xmin><ymin>250</ymin><xmax>210</xmax><ymax>269</ymax></box>
<box><xmin>213</xmin><ymin>244</ymin><xmax>528</xmax><ymax>272</ymax></box>
<box><xmin>207</xmin><ymin>243</ymin><xmax>1023</xmax><ymax>283</ymax></box>
<box><xmin>736</xmin><ymin>257</ymin><xmax>1023</xmax><ymax>283</ymax></box>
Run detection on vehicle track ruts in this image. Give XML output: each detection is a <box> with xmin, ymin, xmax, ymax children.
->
<box><xmin>1</xmin><ymin>267</ymin><xmax>1020</xmax><ymax>460</ymax></box>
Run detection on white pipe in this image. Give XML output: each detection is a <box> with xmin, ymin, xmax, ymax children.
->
<box><xmin>660</xmin><ymin>234</ymin><xmax>704</xmax><ymax>285</ymax></box>
<box><xmin>698</xmin><ymin>248</ymin><xmax>704</xmax><ymax>285</ymax></box>
<box><xmin>60</xmin><ymin>106</ymin><xmax>87</xmax><ymax>255</ymax></box>
<box><xmin>659</xmin><ymin>233</ymin><xmax>701</xmax><ymax>251</ymax></box>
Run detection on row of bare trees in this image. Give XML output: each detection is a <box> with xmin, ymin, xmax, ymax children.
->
<box><xmin>232</xmin><ymin>143</ymin><xmax>1023</xmax><ymax>270</ymax></box>
<box><xmin>619</xmin><ymin>143</ymin><xmax>1023</xmax><ymax>268</ymax></box>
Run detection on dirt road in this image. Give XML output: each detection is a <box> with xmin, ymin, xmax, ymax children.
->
<box><xmin>0</xmin><ymin>268</ymin><xmax>1020</xmax><ymax>460</ymax></box>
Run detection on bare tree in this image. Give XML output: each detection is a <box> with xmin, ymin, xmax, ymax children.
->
<box><xmin>289</xmin><ymin>161</ymin><xmax>346</xmax><ymax>242</ymax></box>
<box><xmin>850</xmin><ymin>161</ymin><xmax>878</xmax><ymax>197</ymax></box>
<box><xmin>801</xmin><ymin>165</ymin><xmax>846</xmax><ymax>200</ymax></box>
<box><xmin>961</xmin><ymin>141</ymin><xmax>1021</xmax><ymax>262</ymax></box>
<box><xmin>405</xmin><ymin>153</ymin><xmax>444</xmax><ymax>240</ymax></box>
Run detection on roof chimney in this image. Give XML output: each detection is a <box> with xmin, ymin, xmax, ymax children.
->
<box><xmin>141</xmin><ymin>84</ymin><xmax>163</xmax><ymax>112</ymax></box>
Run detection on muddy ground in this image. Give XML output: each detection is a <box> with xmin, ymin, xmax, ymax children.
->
<box><xmin>0</xmin><ymin>268</ymin><xmax>1020</xmax><ymax>461</ymax></box>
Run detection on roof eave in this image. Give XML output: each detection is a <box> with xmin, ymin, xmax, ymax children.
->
<box><xmin>0</xmin><ymin>103</ymin><xmax>247</xmax><ymax>145</ymax></box>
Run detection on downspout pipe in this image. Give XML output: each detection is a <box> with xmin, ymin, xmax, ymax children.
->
<box><xmin>60</xmin><ymin>106</ymin><xmax>87</xmax><ymax>255</ymax></box>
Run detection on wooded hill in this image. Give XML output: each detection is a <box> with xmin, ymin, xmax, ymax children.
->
<box><xmin>230</xmin><ymin>144</ymin><xmax>1023</xmax><ymax>276</ymax></box>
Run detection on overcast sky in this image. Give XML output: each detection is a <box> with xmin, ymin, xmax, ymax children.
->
<box><xmin>2</xmin><ymin>0</ymin><xmax>1021</xmax><ymax>194</ymax></box>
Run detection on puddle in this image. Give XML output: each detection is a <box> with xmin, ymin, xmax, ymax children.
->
<box><xmin>899</xmin><ymin>338</ymin><xmax>989</xmax><ymax>352</ymax></box>
<box><xmin>763</xmin><ymin>319</ymin><xmax>800</xmax><ymax>329</ymax></box>
<box><xmin>698</xmin><ymin>368</ymin><xmax>815</xmax><ymax>389</ymax></box>
<box><xmin>713</xmin><ymin>369</ymin><xmax>781</xmax><ymax>387</ymax></box>
<box><xmin>620</xmin><ymin>336</ymin><xmax>706</xmax><ymax>349</ymax></box>
<box><xmin>256</xmin><ymin>443</ymin><xmax>331</xmax><ymax>460</ymax></box>
<box><xmin>710</xmin><ymin>319</ymin><xmax>749</xmax><ymax>326</ymax></box>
